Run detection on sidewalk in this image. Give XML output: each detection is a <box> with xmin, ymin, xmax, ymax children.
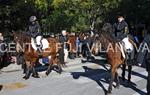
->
<box><xmin>1</xmin><ymin>64</ymin><xmax>22</xmax><ymax>72</ymax></box>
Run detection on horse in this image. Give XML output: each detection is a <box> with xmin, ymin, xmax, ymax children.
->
<box><xmin>121</xmin><ymin>35</ymin><xmax>137</xmax><ymax>82</ymax></box>
<box><xmin>67</xmin><ymin>34</ymin><xmax>77</xmax><ymax>59</ymax></box>
<box><xmin>13</xmin><ymin>31</ymin><xmax>62</xmax><ymax>79</ymax></box>
<box><xmin>94</xmin><ymin>23</ymin><xmax>137</xmax><ymax>94</ymax></box>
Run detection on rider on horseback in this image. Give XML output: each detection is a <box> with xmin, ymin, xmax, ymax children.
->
<box><xmin>113</xmin><ymin>15</ymin><xmax>132</xmax><ymax>58</ymax></box>
<box><xmin>114</xmin><ymin>15</ymin><xmax>129</xmax><ymax>42</ymax></box>
<box><xmin>28</xmin><ymin>16</ymin><xmax>43</xmax><ymax>53</ymax></box>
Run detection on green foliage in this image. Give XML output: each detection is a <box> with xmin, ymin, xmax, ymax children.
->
<box><xmin>0</xmin><ymin>0</ymin><xmax>150</xmax><ymax>33</ymax></box>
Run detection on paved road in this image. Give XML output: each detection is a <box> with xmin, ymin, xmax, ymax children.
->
<box><xmin>0</xmin><ymin>57</ymin><xmax>147</xmax><ymax>95</ymax></box>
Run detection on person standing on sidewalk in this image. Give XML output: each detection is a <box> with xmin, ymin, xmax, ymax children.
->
<box><xmin>137</xmin><ymin>26</ymin><xmax>150</xmax><ymax>95</ymax></box>
<box><xmin>59</xmin><ymin>30</ymin><xmax>69</xmax><ymax>67</ymax></box>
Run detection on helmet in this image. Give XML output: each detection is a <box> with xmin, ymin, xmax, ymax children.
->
<box><xmin>29</xmin><ymin>16</ymin><xmax>37</xmax><ymax>22</ymax></box>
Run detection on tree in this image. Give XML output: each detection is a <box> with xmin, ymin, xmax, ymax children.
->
<box><xmin>1</xmin><ymin>0</ymin><xmax>149</xmax><ymax>34</ymax></box>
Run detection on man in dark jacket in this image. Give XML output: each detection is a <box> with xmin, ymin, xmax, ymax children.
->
<box><xmin>28</xmin><ymin>16</ymin><xmax>42</xmax><ymax>52</ymax></box>
<box><xmin>114</xmin><ymin>16</ymin><xmax>129</xmax><ymax>42</ymax></box>
<box><xmin>137</xmin><ymin>27</ymin><xmax>150</xmax><ymax>95</ymax></box>
<box><xmin>58</xmin><ymin>30</ymin><xmax>69</xmax><ymax>67</ymax></box>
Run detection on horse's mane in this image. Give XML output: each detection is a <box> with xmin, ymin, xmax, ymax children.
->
<box><xmin>101</xmin><ymin>23</ymin><xmax>116</xmax><ymax>43</ymax></box>
<box><xmin>14</xmin><ymin>31</ymin><xmax>30</xmax><ymax>43</ymax></box>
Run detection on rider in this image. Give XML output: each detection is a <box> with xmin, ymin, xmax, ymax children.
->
<box><xmin>114</xmin><ymin>15</ymin><xmax>131</xmax><ymax>59</ymax></box>
<box><xmin>114</xmin><ymin>15</ymin><xmax>129</xmax><ymax>42</ymax></box>
<box><xmin>28</xmin><ymin>16</ymin><xmax>43</xmax><ymax>52</ymax></box>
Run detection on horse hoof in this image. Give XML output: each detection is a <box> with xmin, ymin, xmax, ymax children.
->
<box><xmin>122</xmin><ymin>78</ymin><xmax>125</xmax><ymax>82</ymax></box>
<box><xmin>128</xmin><ymin>80</ymin><xmax>131</xmax><ymax>83</ymax></box>
<box><xmin>107</xmin><ymin>88</ymin><xmax>112</xmax><ymax>95</ymax></box>
<box><xmin>45</xmin><ymin>72</ymin><xmax>49</xmax><ymax>76</ymax></box>
<box><xmin>23</xmin><ymin>76</ymin><xmax>29</xmax><ymax>80</ymax></box>
<box><xmin>58</xmin><ymin>71</ymin><xmax>62</xmax><ymax>74</ymax></box>
<box><xmin>106</xmin><ymin>91</ymin><xmax>112</xmax><ymax>95</ymax></box>
<box><xmin>35</xmin><ymin>76</ymin><xmax>40</xmax><ymax>78</ymax></box>
<box><xmin>127</xmin><ymin>80</ymin><xmax>132</xmax><ymax>85</ymax></box>
<box><xmin>32</xmin><ymin>74</ymin><xmax>40</xmax><ymax>78</ymax></box>
<box><xmin>116</xmin><ymin>85</ymin><xmax>120</xmax><ymax>89</ymax></box>
<box><xmin>62</xmin><ymin>64</ymin><xmax>67</xmax><ymax>68</ymax></box>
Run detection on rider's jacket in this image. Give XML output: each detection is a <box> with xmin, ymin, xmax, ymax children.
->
<box><xmin>28</xmin><ymin>21</ymin><xmax>41</xmax><ymax>38</ymax></box>
<box><xmin>114</xmin><ymin>20</ymin><xmax>129</xmax><ymax>41</ymax></box>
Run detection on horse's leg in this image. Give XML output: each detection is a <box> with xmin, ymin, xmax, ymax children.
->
<box><xmin>32</xmin><ymin>67</ymin><xmax>40</xmax><ymax>78</ymax></box>
<box><xmin>115</xmin><ymin>72</ymin><xmax>120</xmax><ymax>89</ymax></box>
<box><xmin>50</xmin><ymin>56</ymin><xmax>62</xmax><ymax>74</ymax></box>
<box><xmin>107</xmin><ymin>66</ymin><xmax>117</xmax><ymax>94</ymax></box>
<box><xmin>45</xmin><ymin>55</ymin><xmax>54</xmax><ymax>75</ymax></box>
<box><xmin>128</xmin><ymin>50</ymin><xmax>134</xmax><ymax>82</ymax></box>
<box><xmin>122</xmin><ymin>63</ymin><xmax>126</xmax><ymax>81</ymax></box>
<box><xmin>32</xmin><ymin>59</ymin><xmax>40</xmax><ymax>78</ymax></box>
<box><xmin>22</xmin><ymin>58</ymin><xmax>27</xmax><ymax>74</ymax></box>
<box><xmin>46</xmin><ymin>63</ymin><xmax>53</xmax><ymax>76</ymax></box>
<box><xmin>55</xmin><ymin>59</ymin><xmax>62</xmax><ymax>74</ymax></box>
<box><xmin>22</xmin><ymin>63</ymin><xmax>27</xmax><ymax>74</ymax></box>
<box><xmin>128</xmin><ymin>64</ymin><xmax>132</xmax><ymax>82</ymax></box>
<box><xmin>58</xmin><ymin>63</ymin><xmax>62</xmax><ymax>74</ymax></box>
<box><xmin>23</xmin><ymin>63</ymin><xmax>32</xmax><ymax>79</ymax></box>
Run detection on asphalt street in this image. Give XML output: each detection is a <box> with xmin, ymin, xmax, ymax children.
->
<box><xmin>0</xmin><ymin>56</ymin><xmax>147</xmax><ymax>95</ymax></box>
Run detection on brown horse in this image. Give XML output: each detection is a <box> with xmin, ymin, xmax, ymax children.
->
<box><xmin>91</xmin><ymin>23</ymin><xmax>138</xmax><ymax>94</ymax></box>
<box><xmin>13</xmin><ymin>32</ymin><xmax>62</xmax><ymax>79</ymax></box>
<box><xmin>68</xmin><ymin>34</ymin><xmax>77</xmax><ymax>54</ymax></box>
<box><xmin>94</xmin><ymin>23</ymin><xmax>125</xmax><ymax>94</ymax></box>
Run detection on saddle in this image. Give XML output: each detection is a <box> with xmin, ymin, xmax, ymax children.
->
<box><xmin>31</xmin><ymin>36</ymin><xmax>49</xmax><ymax>52</ymax></box>
<box><xmin>118</xmin><ymin>36</ymin><xmax>135</xmax><ymax>60</ymax></box>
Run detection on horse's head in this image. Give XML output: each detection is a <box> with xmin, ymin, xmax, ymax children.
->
<box><xmin>93</xmin><ymin>23</ymin><xmax>116</xmax><ymax>52</ymax></box>
<box><xmin>101</xmin><ymin>23</ymin><xmax>114</xmax><ymax>34</ymax></box>
<box><xmin>12</xmin><ymin>32</ymin><xmax>20</xmax><ymax>43</ymax></box>
<box><xmin>12</xmin><ymin>31</ymin><xmax>30</xmax><ymax>53</ymax></box>
<box><xmin>13</xmin><ymin>31</ymin><xmax>30</xmax><ymax>43</ymax></box>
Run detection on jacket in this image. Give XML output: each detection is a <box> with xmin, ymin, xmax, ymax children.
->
<box><xmin>59</xmin><ymin>35</ymin><xmax>69</xmax><ymax>49</ymax></box>
<box><xmin>114</xmin><ymin>20</ymin><xmax>129</xmax><ymax>41</ymax></box>
<box><xmin>137</xmin><ymin>34</ymin><xmax>150</xmax><ymax>71</ymax></box>
<box><xmin>28</xmin><ymin>21</ymin><xmax>41</xmax><ymax>38</ymax></box>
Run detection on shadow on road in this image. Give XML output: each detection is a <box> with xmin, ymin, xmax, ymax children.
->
<box><xmin>131</xmin><ymin>70</ymin><xmax>147</xmax><ymax>80</ymax></box>
<box><xmin>71</xmin><ymin>66</ymin><xmax>146</xmax><ymax>95</ymax></box>
<box><xmin>71</xmin><ymin>66</ymin><xmax>110</xmax><ymax>95</ymax></box>
<box><xmin>81</xmin><ymin>57</ymin><xmax>109</xmax><ymax>72</ymax></box>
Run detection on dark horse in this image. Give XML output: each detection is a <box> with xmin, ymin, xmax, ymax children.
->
<box><xmin>13</xmin><ymin>32</ymin><xmax>62</xmax><ymax>79</ymax></box>
<box><xmin>94</xmin><ymin>23</ymin><xmax>136</xmax><ymax>94</ymax></box>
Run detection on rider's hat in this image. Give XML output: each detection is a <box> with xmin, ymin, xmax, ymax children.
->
<box><xmin>29</xmin><ymin>16</ymin><xmax>37</xmax><ymax>22</ymax></box>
